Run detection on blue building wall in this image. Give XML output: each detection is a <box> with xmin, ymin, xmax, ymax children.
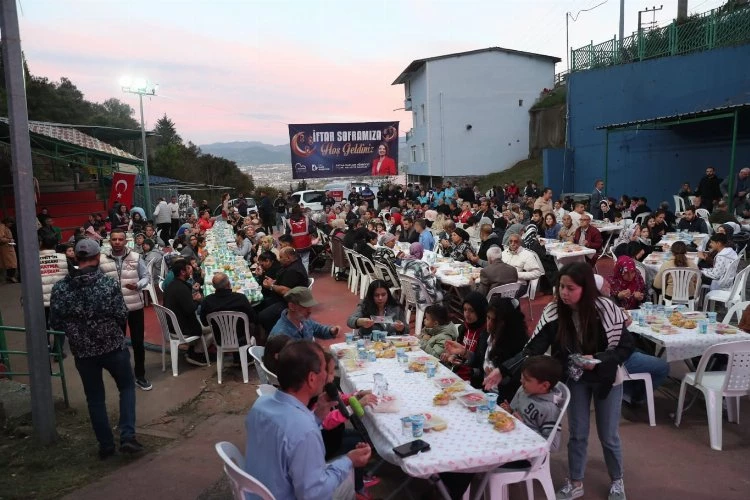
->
<box><xmin>567</xmin><ymin>43</ymin><xmax>750</xmax><ymax>209</ymax></box>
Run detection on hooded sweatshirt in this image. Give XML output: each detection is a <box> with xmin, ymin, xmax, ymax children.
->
<box><xmin>419</xmin><ymin>322</ymin><xmax>459</xmax><ymax>357</ymax></box>
<box><xmin>509</xmin><ymin>384</ymin><xmax>564</xmax><ymax>452</ymax></box>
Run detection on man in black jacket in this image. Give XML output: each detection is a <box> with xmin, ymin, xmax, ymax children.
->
<box><xmin>696</xmin><ymin>166</ymin><xmax>722</xmax><ymax>210</ymax></box>
<box><xmin>676</xmin><ymin>206</ymin><xmax>708</xmax><ymax>233</ymax></box>
<box><xmin>201</xmin><ymin>272</ymin><xmax>258</xmax><ymax>346</ymax></box>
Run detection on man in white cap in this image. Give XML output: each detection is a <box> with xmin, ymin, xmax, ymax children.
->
<box><xmin>268</xmin><ymin>287</ymin><xmax>341</xmax><ymax>341</ymax></box>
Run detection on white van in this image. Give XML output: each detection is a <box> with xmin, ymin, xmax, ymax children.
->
<box><xmin>290</xmin><ymin>190</ymin><xmax>326</xmax><ymax>212</ymax></box>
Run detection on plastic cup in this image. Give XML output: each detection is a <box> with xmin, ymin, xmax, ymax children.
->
<box><xmin>486</xmin><ymin>393</ymin><xmax>498</xmax><ymax>411</ymax></box>
<box><xmin>401</xmin><ymin>417</ymin><xmax>413</xmax><ymax>437</ymax></box>
<box><xmin>345</xmin><ymin>332</ymin><xmax>354</xmax><ymax>345</ymax></box>
<box><xmin>358</xmin><ymin>348</ymin><xmax>367</xmax><ymax>361</ymax></box>
<box><xmin>476</xmin><ymin>405</ymin><xmax>490</xmax><ymax>423</ymax></box>
<box><xmin>707</xmin><ymin>312</ymin><xmax>717</xmax><ymax>324</ymax></box>
<box><xmin>698</xmin><ymin>319</ymin><xmax>708</xmax><ymax>334</ymax></box>
<box><xmin>426</xmin><ymin>360</ymin><xmax>437</xmax><ymax>378</ymax></box>
<box><xmin>411</xmin><ymin>414</ymin><xmax>425</xmax><ymax>437</ymax></box>
<box><xmin>368</xmin><ymin>349</ymin><xmax>377</xmax><ymax>362</ymax></box>
<box><xmin>356</xmin><ymin>339</ymin><xmax>365</xmax><ymax>349</ymax></box>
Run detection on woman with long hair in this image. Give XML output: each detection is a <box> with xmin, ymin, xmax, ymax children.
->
<box><xmin>653</xmin><ymin>240</ymin><xmax>698</xmax><ymax>300</ymax></box>
<box><xmin>220</xmin><ymin>192</ymin><xmax>231</xmax><ymax>219</ymax></box>
<box><xmin>347</xmin><ymin>279</ymin><xmax>406</xmax><ymax>337</ymax></box>
<box><xmin>543</xmin><ymin>212</ymin><xmax>561</xmax><ymax>240</ymax></box>
<box><xmin>129</xmin><ymin>212</ymin><xmax>145</xmax><ymax>234</ymax></box>
<box><xmin>501</xmin><ymin>262</ymin><xmax>633</xmax><ymax>500</ymax></box>
<box><xmin>440</xmin><ymin>292</ymin><xmax>488</xmax><ymax>385</ymax></box>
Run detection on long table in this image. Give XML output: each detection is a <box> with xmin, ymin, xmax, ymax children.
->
<box><xmin>331</xmin><ymin>343</ymin><xmax>547</xmax><ymax>497</ymax></box>
<box><xmin>627</xmin><ymin>314</ymin><xmax>750</xmax><ymax>362</ymax></box>
<box><xmin>544</xmin><ymin>242</ymin><xmax>595</xmax><ymax>269</ymax></box>
<box><xmin>202</xmin><ymin>222</ymin><xmax>264</xmax><ymax>304</ymax></box>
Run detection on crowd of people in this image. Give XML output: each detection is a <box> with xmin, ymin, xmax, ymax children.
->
<box><xmin>24</xmin><ymin>165</ymin><xmax>750</xmax><ymax>500</ymax></box>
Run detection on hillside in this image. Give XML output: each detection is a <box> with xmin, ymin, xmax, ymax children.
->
<box><xmin>199</xmin><ymin>141</ymin><xmax>290</xmax><ymax>165</ymax></box>
<box><xmin>476</xmin><ymin>158</ymin><xmax>542</xmax><ymax>191</ymax></box>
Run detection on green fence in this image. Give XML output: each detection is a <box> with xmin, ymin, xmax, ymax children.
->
<box><xmin>571</xmin><ymin>6</ymin><xmax>750</xmax><ymax>72</ymax></box>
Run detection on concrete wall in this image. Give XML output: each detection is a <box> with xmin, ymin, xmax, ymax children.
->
<box><xmin>567</xmin><ymin>43</ymin><xmax>750</xmax><ymax>207</ymax></box>
<box><xmin>402</xmin><ymin>50</ymin><xmax>556</xmax><ymax>177</ymax></box>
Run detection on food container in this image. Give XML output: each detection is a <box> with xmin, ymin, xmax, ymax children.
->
<box><xmin>434</xmin><ymin>377</ymin><xmax>461</xmax><ymax>389</ymax></box>
<box><xmin>411</xmin><ymin>414</ymin><xmax>425</xmax><ymax>437</ymax></box>
<box><xmin>458</xmin><ymin>392</ymin><xmax>488</xmax><ymax>409</ymax></box>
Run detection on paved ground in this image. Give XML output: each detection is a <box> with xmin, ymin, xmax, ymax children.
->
<box><xmin>2</xmin><ymin>260</ymin><xmax>750</xmax><ymax>499</ymax></box>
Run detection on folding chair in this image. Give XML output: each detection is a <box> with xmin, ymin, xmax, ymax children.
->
<box><xmin>153</xmin><ymin>304</ymin><xmax>211</xmax><ymax>376</ymax></box>
<box><xmin>214</xmin><ymin>442</ymin><xmax>276</xmax><ymax>500</ymax></box>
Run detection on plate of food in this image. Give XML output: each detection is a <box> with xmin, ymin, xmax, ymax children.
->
<box><xmin>441</xmin><ymin>269</ymin><xmax>459</xmax><ymax>276</ymax></box>
<box><xmin>376</xmin><ymin>347</ymin><xmax>396</xmax><ymax>358</ymax></box>
<box><xmin>434</xmin><ymin>377</ymin><xmax>461</xmax><ymax>389</ymax></box>
<box><xmin>432</xmin><ymin>391</ymin><xmax>451</xmax><ymax>406</ymax></box>
<box><xmin>716</xmin><ymin>324</ymin><xmax>739</xmax><ymax>335</ymax></box>
<box><xmin>422</xmin><ymin>412</ymin><xmax>448</xmax><ymax>431</ymax></box>
<box><xmin>408</xmin><ymin>361</ymin><xmax>427</xmax><ymax>372</ymax></box>
<box><xmin>457</xmin><ymin>392</ymin><xmax>487</xmax><ymax>408</ymax></box>
<box><xmin>488</xmin><ymin>411</ymin><xmax>516</xmax><ymax>432</ymax></box>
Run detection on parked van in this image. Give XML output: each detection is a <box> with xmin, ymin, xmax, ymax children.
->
<box><xmin>290</xmin><ymin>190</ymin><xmax>326</xmax><ymax>212</ymax></box>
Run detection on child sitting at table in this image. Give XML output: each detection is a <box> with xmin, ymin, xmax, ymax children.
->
<box><xmin>501</xmin><ymin>355</ymin><xmax>565</xmax><ymax>452</ymax></box>
<box><xmin>418</xmin><ymin>304</ymin><xmax>458</xmax><ymax>358</ymax></box>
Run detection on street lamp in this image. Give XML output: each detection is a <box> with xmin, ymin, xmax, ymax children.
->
<box><xmin>120</xmin><ymin>76</ymin><xmax>158</xmax><ymax>212</ymax></box>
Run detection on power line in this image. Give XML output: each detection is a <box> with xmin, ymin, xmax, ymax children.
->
<box><xmin>569</xmin><ymin>0</ymin><xmax>610</xmax><ymax>22</ymax></box>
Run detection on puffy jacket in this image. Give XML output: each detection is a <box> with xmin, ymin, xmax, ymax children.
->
<box><xmin>39</xmin><ymin>249</ymin><xmax>68</xmax><ymax>307</ymax></box>
<box><xmin>153</xmin><ymin>200</ymin><xmax>172</xmax><ymax>224</ymax></box>
<box><xmin>100</xmin><ymin>248</ymin><xmax>147</xmax><ymax>311</ymax></box>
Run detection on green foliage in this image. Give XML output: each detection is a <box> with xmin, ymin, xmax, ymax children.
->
<box><xmin>254</xmin><ymin>185</ymin><xmax>280</xmax><ymax>200</ymax></box>
<box><xmin>530</xmin><ymin>87</ymin><xmax>566</xmax><ymax>110</ymax></box>
<box><xmin>476</xmin><ymin>158</ymin><xmax>543</xmax><ymax>192</ymax></box>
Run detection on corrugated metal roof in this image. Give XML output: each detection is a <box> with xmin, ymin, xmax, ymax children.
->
<box><xmin>0</xmin><ymin>117</ymin><xmax>141</xmax><ymax>162</ymax></box>
<box><xmin>596</xmin><ymin>103</ymin><xmax>750</xmax><ymax>130</ymax></box>
<box><xmin>392</xmin><ymin>46</ymin><xmax>561</xmax><ymax>85</ymax></box>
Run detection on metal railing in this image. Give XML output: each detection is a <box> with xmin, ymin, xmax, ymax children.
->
<box><xmin>0</xmin><ymin>314</ymin><xmax>69</xmax><ymax>408</ymax></box>
<box><xmin>571</xmin><ymin>5</ymin><xmax>750</xmax><ymax>72</ymax></box>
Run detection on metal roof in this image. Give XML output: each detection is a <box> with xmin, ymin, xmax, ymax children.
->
<box><xmin>68</xmin><ymin>124</ymin><xmax>155</xmax><ymax>142</ymax></box>
<box><xmin>596</xmin><ymin>103</ymin><xmax>750</xmax><ymax>130</ymax></box>
<box><xmin>392</xmin><ymin>47</ymin><xmax>561</xmax><ymax>85</ymax></box>
<box><xmin>0</xmin><ymin>117</ymin><xmax>142</xmax><ymax>162</ymax></box>
<box><xmin>135</xmin><ymin>174</ymin><xmax>233</xmax><ymax>191</ymax></box>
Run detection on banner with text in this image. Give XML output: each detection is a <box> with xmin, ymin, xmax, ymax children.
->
<box><xmin>288</xmin><ymin>121</ymin><xmax>399</xmax><ymax>179</ymax></box>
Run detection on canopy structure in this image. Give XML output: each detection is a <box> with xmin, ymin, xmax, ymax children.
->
<box><xmin>596</xmin><ymin>103</ymin><xmax>750</xmax><ymax>210</ymax></box>
<box><xmin>135</xmin><ymin>174</ymin><xmax>234</xmax><ymax>191</ymax></box>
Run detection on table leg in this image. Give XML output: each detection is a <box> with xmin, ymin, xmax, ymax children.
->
<box><xmin>430</xmin><ymin>474</ymin><xmax>455</xmax><ymax>500</ymax></box>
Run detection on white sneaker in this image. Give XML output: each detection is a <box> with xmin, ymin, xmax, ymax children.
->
<box><xmin>608</xmin><ymin>479</ymin><xmax>626</xmax><ymax>500</ymax></box>
<box><xmin>556</xmin><ymin>479</ymin><xmax>584</xmax><ymax>500</ymax></box>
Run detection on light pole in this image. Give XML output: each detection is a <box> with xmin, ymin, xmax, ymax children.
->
<box><xmin>120</xmin><ymin>77</ymin><xmax>157</xmax><ymax>212</ymax></box>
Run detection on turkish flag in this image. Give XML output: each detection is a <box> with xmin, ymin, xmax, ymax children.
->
<box><xmin>109</xmin><ymin>172</ymin><xmax>137</xmax><ymax>207</ymax></box>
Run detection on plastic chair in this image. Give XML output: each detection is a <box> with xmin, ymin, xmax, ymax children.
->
<box><xmin>673</xmin><ymin>195</ymin><xmax>686</xmax><ymax>214</ymax></box>
<box><xmin>205</xmin><ymin>311</ymin><xmax>255</xmax><ymax>384</ymax></box>
<box><xmin>622</xmin><ymin>367</ymin><xmax>656</xmax><ymax>426</ymax></box>
<box><xmin>675</xmin><ymin>340</ymin><xmax>750</xmax><ymax>450</ymax></box>
<box><xmin>634</xmin><ymin>212</ymin><xmax>651</xmax><ymax>226</ymax></box>
<box><xmin>261</xmin><ymin>362</ymin><xmax>279</xmax><ymax>386</ymax></box>
<box><xmin>343</xmin><ymin>248</ymin><xmax>360</xmax><ymax>294</ymax></box>
<box><xmin>330</xmin><ymin>236</ymin><xmax>349</xmax><ymax>278</ymax></box>
<box><xmin>308</xmin><ymin>277</ymin><xmax>315</xmax><ymax>290</ymax></box>
<box><xmin>153</xmin><ymin>304</ymin><xmax>211</xmax><ymax>376</ymax></box>
<box><xmin>469</xmin><ymin>383</ymin><xmax>571</xmax><ymax>500</ymax></box>
<box><xmin>142</xmin><ymin>258</ymin><xmax>159</xmax><ymax>306</ymax></box>
<box><xmin>214</xmin><ymin>441</ymin><xmax>276</xmax><ymax>500</ymax></box>
<box><xmin>399</xmin><ymin>274</ymin><xmax>435</xmax><ymax>337</ymax></box>
<box><xmin>486</xmin><ymin>282</ymin><xmax>524</xmax><ymax>301</ymax></box>
<box><xmin>659</xmin><ymin>268</ymin><xmax>700</xmax><ymax>310</ymax></box>
<box><xmin>374</xmin><ymin>261</ymin><xmax>402</xmax><ymax>297</ymax></box>
<box><xmin>721</xmin><ymin>301</ymin><xmax>750</xmax><ymax>325</ymax></box>
<box><xmin>703</xmin><ymin>260</ymin><xmax>746</xmax><ymax>312</ymax></box>
<box><xmin>256</xmin><ymin>384</ymin><xmax>277</xmax><ymax>397</ymax></box>
<box><xmin>248</xmin><ymin>345</ymin><xmax>268</xmax><ymax>384</ymax></box>
<box><xmin>696</xmin><ymin>208</ymin><xmax>711</xmax><ymax>222</ymax></box>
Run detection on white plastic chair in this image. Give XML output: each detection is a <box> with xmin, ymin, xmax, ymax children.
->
<box><xmin>659</xmin><ymin>268</ymin><xmax>700</xmax><ymax>310</ymax></box>
<box><xmin>673</xmin><ymin>195</ymin><xmax>686</xmax><ymax>213</ymax></box>
<box><xmin>702</xmin><ymin>260</ymin><xmax>747</xmax><ymax>312</ymax></box>
<box><xmin>256</xmin><ymin>384</ymin><xmax>277</xmax><ymax>397</ymax></box>
<box><xmin>205</xmin><ymin>311</ymin><xmax>255</xmax><ymax>384</ymax></box>
<box><xmin>343</xmin><ymin>248</ymin><xmax>360</xmax><ymax>294</ymax></box>
<box><xmin>261</xmin><ymin>362</ymin><xmax>279</xmax><ymax>386</ymax></box>
<box><xmin>675</xmin><ymin>340</ymin><xmax>750</xmax><ymax>450</ymax></box>
<box><xmin>248</xmin><ymin>345</ymin><xmax>268</xmax><ymax>384</ymax></box>
<box><xmin>374</xmin><ymin>261</ymin><xmax>401</xmax><ymax>299</ymax></box>
<box><xmin>634</xmin><ymin>212</ymin><xmax>651</xmax><ymax>226</ymax></box>
<box><xmin>142</xmin><ymin>258</ymin><xmax>159</xmax><ymax>306</ymax></box>
<box><xmin>469</xmin><ymin>383</ymin><xmax>571</xmax><ymax>500</ymax></box>
<box><xmin>214</xmin><ymin>441</ymin><xmax>276</xmax><ymax>500</ymax></box>
<box><xmin>622</xmin><ymin>367</ymin><xmax>656</xmax><ymax>426</ymax></box>
<box><xmin>696</xmin><ymin>208</ymin><xmax>711</xmax><ymax>222</ymax></box>
<box><xmin>486</xmin><ymin>282</ymin><xmax>524</xmax><ymax>301</ymax></box>
<box><xmin>308</xmin><ymin>277</ymin><xmax>315</xmax><ymax>290</ymax></box>
<box><xmin>399</xmin><ymin>274</ymin><xmax>435</xmax><ymax>337</ymax></box>
<box><xmin>721</xmin><ymin>301</ymin><xmax>750</xmax><ymax>325</ymax></box>
<box><xmin>356</xmin><ymin>253</ymin><xmax>380</xmax><ymax>299</ymax></box>
<box><xmin>153</xmin><ymin>304</ymin><xmax>211</xmax><ymax>377</ymax></box>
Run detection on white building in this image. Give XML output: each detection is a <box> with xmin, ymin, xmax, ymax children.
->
<box><xmin>392</xmin><ymin>47</ymin><xmax>560</xmax><ymax>181</ymax></box>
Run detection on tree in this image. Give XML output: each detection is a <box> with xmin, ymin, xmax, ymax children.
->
<box><xmin>153</xmin><ymin>114</ymin><xmax>182</xmax><ymax>147</ymax></box>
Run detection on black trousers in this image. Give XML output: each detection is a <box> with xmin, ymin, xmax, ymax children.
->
<box><xmin>170</xmin><ymin>219</ymin><xmax>180</xmax><ymax>240</ymax></box>
<box><xmin>125</xmin><ymin>308</ymin><xmax>145</xmax><ymax>379</ymax></box>
<box><xmin>157</xmin><ymin>222</ymin><xmax>172</xmax><ymax>243</ymax></box>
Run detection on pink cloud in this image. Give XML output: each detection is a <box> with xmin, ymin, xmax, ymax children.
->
<box><xmin>21</xmin><ymin>21</ymin><xmax>412</xmax><ymax>144</ymax></box>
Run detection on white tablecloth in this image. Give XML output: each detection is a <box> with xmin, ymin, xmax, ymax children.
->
<box><xmin>658</xmin><ymin>232</ymin><xmax>710</xmax><ymax>251</ymax></box>
<box><xmin>545</xmin><ymin>242</ymin><xmax>595</xmax><ymax>268</ymax></box>
<box><xmin>628</xmin><ymin>320</ymin><xmax>750</xmax><ymax>362</ymax></box>
<box><xmin>434</xmin><ymin>261</ymin><xmax>476</xmax><ymax>288</ymax></box>
<box><xmin>592</xmin><ymin>223</ymin><xmax>622</xmax><ymax>233</ymax></box>
<box><xmin>331</xmin><ymin>344</ymin><xmax>547</xmax><ymax>478</ymax></box>
<box><xmin>642</xmin><ymin>252</ymin><xmax>699</xmax><ymax>275</ymax></box>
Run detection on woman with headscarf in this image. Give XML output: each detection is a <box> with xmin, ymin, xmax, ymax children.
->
<box><xmin>449</xmin><ymin>227</ymin><xmax>474</xmax><ymax>262</ymax></box>
<box><xmin>613</xmin><ymin>222</ymin><xmax>641</xmax><ymax>257</ymax></box>
<box><xmin>402</xmin><ymin>242</ymin><xmax>443</xmax><ymax>304</ymax></box>
<box><xmin>372</xmin><ymin>232</ymin><xmax>401</xmax><ymax>286</ymax></box>
<box><xmin>607</xmin><ymin>255</ymin><xmax>646</xmax><ymax>309</ymax></box>
<box><xmin>440</xmin><ymin>292</ymin><xmax>488</xmax><ymax>385</ymax></box>
<box><xmin>522</xmin><ymin>224</ymin><xmax>557</xmax><ymax>284</ymax></box>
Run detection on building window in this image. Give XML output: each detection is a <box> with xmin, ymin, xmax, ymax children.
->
<box><xmin>405</xmin><ymin>80</ymin><xmax>411</xmax><ymax>98</ymax></box>
<box><xmin>412</xmin><ymin>112</ymin><xmax>417</xmax><ymax>129</ymax></box>
<box><xmin>518</xmin><ymin>99</ymin><xmax>523</xmax><ymax>107</ymax></box>
<box><xmin>410</xmin><ymin>145</ymin><xmax>417</xmax><ymax>163</ymax></box>
<box><xmin>420</xmin><ymin>104</ymin><xmax>425</xmax><ymax>124</ymax></box>
<box><xmin>421</xmin><ymin>143</ymin><xmax>426</xmax><ymax>162</ymax></box>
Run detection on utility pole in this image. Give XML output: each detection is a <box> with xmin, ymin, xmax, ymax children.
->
<box><xmin>0</xmin><ymin>0</ymin><xmax>57</xmax><ymax>444</ymax></box>
<box><xmin>619</xmin><ymin>0</ymin><xmax>625</xmax><ymax>43</ymax></box>
<box><xmin>677</xmin><ymin>0</ymin><xmax>688</xmax><ymax>22</ymax></box>
<box><xmin>638</xmin><ymin>5</ymin><xmax>664</xmax><ymax>33</ymax></box>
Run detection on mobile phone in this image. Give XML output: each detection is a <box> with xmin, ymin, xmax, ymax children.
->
<box><xmin>393</xmin><ymin>439</ymin><xmax>431</xmax><ymax>458</ymax></box>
